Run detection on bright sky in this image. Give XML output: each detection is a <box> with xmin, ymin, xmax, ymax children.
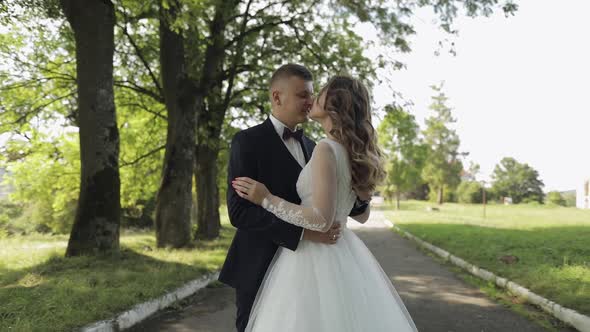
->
<box><xmin>367</xmin><ymin>0</ymin><xmax>590</xmax><ymax>192</ymax></box>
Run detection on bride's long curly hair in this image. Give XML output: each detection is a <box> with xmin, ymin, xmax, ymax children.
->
<box><xmin>319</xmin><ymin>75</ymin><xmax>386</xmax><ymax>193</ymax></box>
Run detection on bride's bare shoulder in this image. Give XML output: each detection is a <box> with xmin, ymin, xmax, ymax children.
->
<box><xmin>312</xmin><ymin>140</ymin><xmax>337</xmax><ymax>159</ymax></box>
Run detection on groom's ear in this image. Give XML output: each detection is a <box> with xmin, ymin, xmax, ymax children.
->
<box><xmin>271</xmin><ymin>90</ymin><xmax>281</xmax><ymax>106</ymax></box>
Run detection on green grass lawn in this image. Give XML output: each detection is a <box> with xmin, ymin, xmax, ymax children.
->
<box><xmin>382</xmin><ymin>200</ymin><xmax>590</xmax><ymax>316</ymax></box>
<box><xmin>0</xmin><ymin>209</ymin><xmax>235</xmax><ymax>332</ymax></box>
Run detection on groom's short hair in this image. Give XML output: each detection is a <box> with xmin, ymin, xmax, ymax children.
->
<box><xmin>269</xmin><ymin>64</ymin><xmax>313</xmax><ymax>88</ymax></box>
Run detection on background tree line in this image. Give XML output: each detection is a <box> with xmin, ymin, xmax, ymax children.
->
<box><xmin>377</xmin><ymin>82</ymin><xmax>571</xmax><ymax>208</ymax></box>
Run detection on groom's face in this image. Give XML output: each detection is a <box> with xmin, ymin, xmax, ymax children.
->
<box><xmin>275</xmin><ymin>76</ymin><xmax>314</xmax><ymax>126</ymax></box>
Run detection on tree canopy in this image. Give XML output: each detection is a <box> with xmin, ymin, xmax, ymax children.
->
<box><xmin>491</xmin><ymin>157</ymin><xmax>545</xmax><ymax>204</ymax></box>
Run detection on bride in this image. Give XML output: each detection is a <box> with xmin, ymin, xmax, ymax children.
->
<box><xmin>231</xmin><ymin>75</ymin><xmax>418</xmax><ymax>332</ymax></box>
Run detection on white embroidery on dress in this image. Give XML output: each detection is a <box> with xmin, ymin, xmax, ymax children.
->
<box><xmin>262</xmin><ymin>195</ymin><xmax>327</xmax><ymax>231</ymax></box>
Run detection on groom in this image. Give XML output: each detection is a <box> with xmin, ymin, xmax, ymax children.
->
<box><xmin>219</xmin><ymin>64</ymin><xmax>367</xmax><ymax>332</ymax></box>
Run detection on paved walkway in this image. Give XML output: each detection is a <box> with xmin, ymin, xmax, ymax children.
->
<box><xmin>133</xmin><ymin>211</ymin><xmax>572</xmax><ymax>332</ymax></box>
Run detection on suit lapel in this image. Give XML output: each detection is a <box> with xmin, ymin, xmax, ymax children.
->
<box><xmin>262</xmin><ymin>118</ymin><xmax>303</xmax><ymax>170</ymax></box>
<box><xmin>300</xmin><ymin>138</ymin><xmax>311</xmax><ymax>163</ymax></box>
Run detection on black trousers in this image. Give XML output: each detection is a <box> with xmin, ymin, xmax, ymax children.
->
<box><xmin>235</xmin><ymin>287</ymin><xmax>258</xmax><ymax>332</ymax></box>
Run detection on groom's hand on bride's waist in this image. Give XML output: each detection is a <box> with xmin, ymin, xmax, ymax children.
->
<box><xmin>303</xmin><ymin>222</ymin><xmax>342</xmax><ymax>245</ymax></box>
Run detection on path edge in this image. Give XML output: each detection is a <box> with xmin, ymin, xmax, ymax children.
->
<box><xmin>79</xmin><ymin>271</ymin><xmax>220</xmax><ymax>332</ymax></box>
<box><xmin>382</xmin><ymin>218</ymin><xmax>590</xmax><ymax>332</ymax></box>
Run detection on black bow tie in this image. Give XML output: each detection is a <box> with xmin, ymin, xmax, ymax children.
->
<box><xmin>282</xmin><ymin>128</ymin><xmax>303</xmax><ymax>141</ymax></box>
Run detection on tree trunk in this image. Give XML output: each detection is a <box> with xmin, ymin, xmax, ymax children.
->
<box><xmin>437</xmin><ymin>186</ymin><xmax>444</xmax><ymax>205</ymax></box>
<box><xmin>192</xmin><ymin>0</ymin><xmax>238</xmax><ymax>239</ymax></box>
<box><xmin>62</xmin><ymin>0</ymin><xmax>120</xmax><ymax>256</ymax></box>
<box><xmin>395</xmin><ymin>190</ymin><xmax>400</xmax><ymax>210</ymax></box>
<box><xmin>195</xmin><ymin>143</ymin><xmax>220</xmax><ymax>239</ymax></box>
<box><xmin>155</xmin><ymin>1</ymin><xmax>196</xmax><ymax>248</ymax></box>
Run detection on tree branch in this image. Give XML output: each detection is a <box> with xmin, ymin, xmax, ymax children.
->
<box><xmin>224</xmin><ymin>17</ymin><xmax>296</xmax><ymax>49</ymax></box>
<box><xmin>114</xmin><ymin>80</ymin><xmax>164</xmax><ymax>103</ymax></box>
<box><xmin>0</xmin><ymin>76</ymin><xmax>69</xmax><ymax>91</ymax></box>
<box><xmin>290</xmin><ymin>23</ymin><xmax>338</xmax><ymax>73</ymax></box>
<box><xmin>120</xmin><ymin>144</ymin><xmax>166</xmax><ymax>167</ymax></box>
<box><xmin>2</xmin><ymin>90</ymin><xmax>76</xmax><ymax>128</ymax></box>
<box><xmin>7</xmin><ymin>53</ymin><xmax>76</xmax><ymax>82</ymax></box>
<box><xmin>222</xmin><ymin>0</ymin><xmax>254</xmax><ymax>111</ymax></box>
<box><xmin>117</xmin><ymin>7</ymin><xmax>164</xmax><ymax>98</ymax></box>
<box><xmin>119</xmin><ymin>102</ymin><xmax>167</xmax><ymax>121</ymax></box>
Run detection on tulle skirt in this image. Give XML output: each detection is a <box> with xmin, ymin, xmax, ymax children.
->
<box><xmin>245</xmin><ymin>227</ymin><xmax>419</xmax><ymax>332</ymax></box>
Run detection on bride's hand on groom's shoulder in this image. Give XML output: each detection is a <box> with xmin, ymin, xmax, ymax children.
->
<box><xmin>232</xmin><ymin>177</ymin><xmax>270</xmax><ymax>205</ymax></box>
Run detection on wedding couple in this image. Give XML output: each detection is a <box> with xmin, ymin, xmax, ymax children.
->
<box><xmin>219</xmin><ymin>64</ymin><xmax>418</xmax><ymax>332</ymax></box>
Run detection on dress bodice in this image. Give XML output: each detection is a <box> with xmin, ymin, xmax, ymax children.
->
<box><xmin>296</xmin><ymin>138</ymin><xmax>357</xmax><ymax>228</ymax></box>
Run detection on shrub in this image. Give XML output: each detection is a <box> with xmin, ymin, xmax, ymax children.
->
<box><xmin>456</xmin><ymin>181</ymin><xmax>491</xmax><ymax>204</ymax></box>
<box><xmin>0</xmin><ymin>200</ymin><xmax>24</xmax><ymax>236</ymax></box>
<box><xmin>457</xmin><ymin>181</ymin><xmax>480</xmax><ymax>203</ymax></box>
<box><xmin>546</xmin><ymin>191</ymin><xmax>566</xmax><ymax>206</ymax></box>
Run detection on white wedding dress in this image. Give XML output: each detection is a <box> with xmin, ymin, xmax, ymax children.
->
<box><xmin>245</xmin><ymin>138</ymin><xmax>418</xmax><ymax>332</ymax></box>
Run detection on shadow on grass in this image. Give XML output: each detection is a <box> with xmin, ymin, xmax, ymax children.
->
<box><xmin>393</xmin><ymin>222</ymin><xmax>590</xmax><ymax>316</ymax></box>
<box><xmin>0</xmin><ymin>226</ymin><xmax>235</xmax><ymax>331</ymax></box>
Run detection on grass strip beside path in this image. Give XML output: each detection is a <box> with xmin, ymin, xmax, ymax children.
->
<box><xmin>0</xmin><ymin>214</ymin><xmax>235</xmax><ymax>332</ymax></box>
<box><xmin>382</xmin><ymin>201</ymin><xmax>590</xmax><ymax>316</ymax></box>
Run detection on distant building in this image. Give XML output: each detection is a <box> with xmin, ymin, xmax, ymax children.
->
<box><xmin>577</xmin><ymin>178</ymin><xmax>590</xmax><ymax>209</ymax></box>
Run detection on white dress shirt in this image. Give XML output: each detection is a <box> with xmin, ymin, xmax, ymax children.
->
<box><xmin>269</xmin><ymin>114</ymin><xmax>307</xmax><ymax>240</ymax></box>
<box><xmin>269</xmin><ymin>114</ymin><xmax>306</xmax><ymax>168</ymax></box>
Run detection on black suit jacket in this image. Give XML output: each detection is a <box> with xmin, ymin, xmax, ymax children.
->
<box><xmin>219</xmin><ymin>118</ymin><xmax>315</xmax><ymax>291</ymax></box>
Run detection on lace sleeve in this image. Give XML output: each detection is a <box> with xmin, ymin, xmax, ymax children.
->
<box><xmin>261</xmin><ymin>141</ymin><xmax>337</xmax><ymax>232</ymax></box>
